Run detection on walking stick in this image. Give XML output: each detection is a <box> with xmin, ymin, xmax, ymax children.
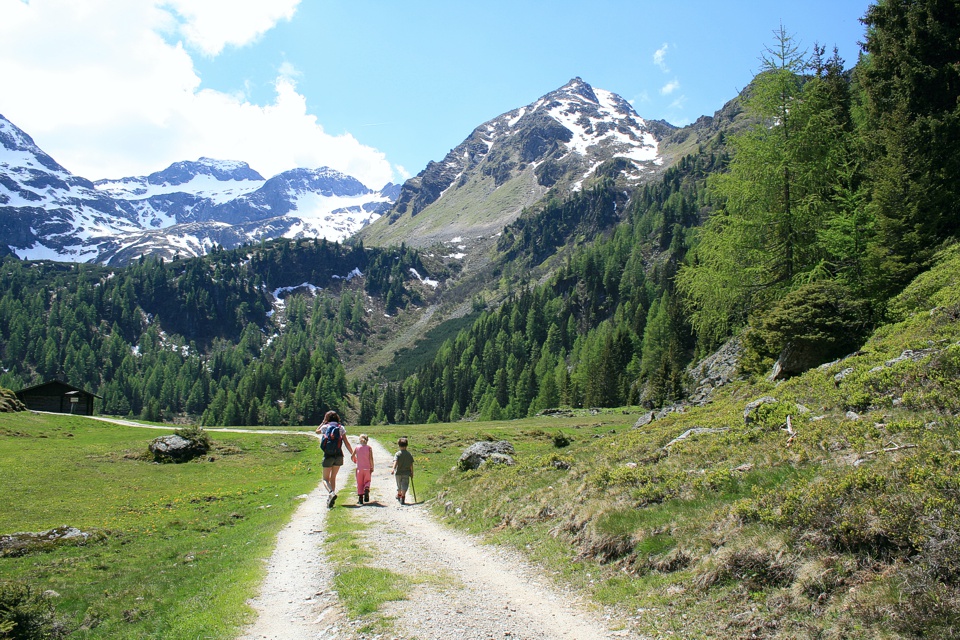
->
<box><xmin>410</xmin><ymin>475</ymin><xmax>417</xmax><ymax>504</ymax></box>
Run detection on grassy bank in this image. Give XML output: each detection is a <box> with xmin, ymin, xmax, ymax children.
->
<box><xmin>0</xmin><ymin>415</ymin><xmax>320</xmax><ymax>638</ymax></box>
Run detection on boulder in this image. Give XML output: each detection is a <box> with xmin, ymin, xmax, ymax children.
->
<box><xmin>770</xmin><ymin>340</ymin><xmax>835</xmax><ymax>380</ymax></box>
<box><xmin>458</xmin><ymin>440</ymin><xmax>515</xmax><ymax>471</ymax></box>
<box><xmin>150</xmin><ymin>434</ymin><xmax>208</xmax><ymax>463</ymax></box>
<box><xmin>632</xmin><ymin>411</ymin><xmax>656</xmax><ymax>429</ymax></box>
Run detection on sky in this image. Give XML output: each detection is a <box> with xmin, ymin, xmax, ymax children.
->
<box><xmin>0</xmin><ymin>0</ymin><xmax>873</xmax><ymax>189</ymax></box>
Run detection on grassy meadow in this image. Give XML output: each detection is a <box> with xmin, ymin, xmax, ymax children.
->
<box><xmin>0</xmin><ymin>415</ymin><xmax>320</xmax><ymax>638</ymax></box>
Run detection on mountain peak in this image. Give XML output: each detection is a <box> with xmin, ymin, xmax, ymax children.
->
<box><xmin>554</xmin><ymin>77</ymin><xmax>600</xmax><ymax>104</ymax></box>
<box><xmin>146</xmin><ymin>158</ymin><xmax>264</xmax><ymax>187</ymax></box>
<box><xmin>1</xmin><ymin>113</ymin><xmax>71</xmax><ymax>175</ymax></box>
<box><xmin>361</xmin><ymin>78</ymin><xmax>666</xmax><ymax>253</ymax></box>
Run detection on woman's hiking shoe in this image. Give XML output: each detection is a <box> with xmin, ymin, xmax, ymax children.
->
<box><xmin>327</xmin><ymin>493</ymin><xmax>337</xmax><ymax>509</ymax></box>
<box><xmin>357</xmin><ymin>495</ymin><xmax>364</xmax><ymax>505</ymax></box>
<box><xmin>363</xmin><ymin>488</ymin><xmax>370</xmax><ymax>503</ymax></box>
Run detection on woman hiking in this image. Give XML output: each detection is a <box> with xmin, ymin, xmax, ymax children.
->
<box><xmin>316</xmin><ymin>410</ymin><xmax>355</xmax><ymax>508</ymax></box>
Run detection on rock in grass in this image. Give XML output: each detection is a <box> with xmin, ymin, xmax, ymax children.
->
<box><xmin>632</xmin><ymin>411</ymin><xmax>656</xmax><ymax>429</ymax></box>
<box><xmin>458</xmin><ymin>441</ymin><xmax>515</xmax><ymax>471</ymax></box>
<box><xmin>149</xmin><ymin>433</ymin><xmax>208</xmax><ymax>463</ymax></box>
<box><xmin>0</xmin><ymin>526</ymin><xmax>103</xmax><ymax>557</ymax></box>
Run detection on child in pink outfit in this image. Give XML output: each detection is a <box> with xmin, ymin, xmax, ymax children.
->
<box><xmin>354</xmin><ymin>434</ymin><xmax>374</xmax><ymax>505</ymax></box>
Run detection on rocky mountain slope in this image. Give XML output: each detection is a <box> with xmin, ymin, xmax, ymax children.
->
<box><xmin>0</xmin><ymin>114</ymin><xmax>397</xmax><ymax>265</ymax></box>
<box><xmin>358</xmin><ymin>78</ymin><xmax>676</xmax><ymax>264</ymax></box>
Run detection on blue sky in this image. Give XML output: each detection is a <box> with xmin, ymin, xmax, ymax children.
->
<box><xmin>1</xmin><ymin>0</ymin><xmax>872</xmax><ymax>188</ymax></box>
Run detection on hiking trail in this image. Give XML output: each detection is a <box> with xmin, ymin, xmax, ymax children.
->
<box><xmin>239</xmin><ymin>436</ymin><xmax>633</xmax><ymax>640</ymax></box>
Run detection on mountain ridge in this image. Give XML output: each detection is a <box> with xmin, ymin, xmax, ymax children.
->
<box><xmin>0</xmin><ymin>115</ymin><xmax>396</xmax><ymax>265</ymax></box>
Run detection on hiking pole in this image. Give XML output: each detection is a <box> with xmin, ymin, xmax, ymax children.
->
<box><xmin>410</xmin><ymin>475</ymin><xmax>417</xmax><ymax>504</ymax></box>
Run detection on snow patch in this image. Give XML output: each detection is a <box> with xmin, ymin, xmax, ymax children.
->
<box><xmin>409</xmin><ymin>268</ymin><xmax>439</xmax><ymax>288</ymax></box>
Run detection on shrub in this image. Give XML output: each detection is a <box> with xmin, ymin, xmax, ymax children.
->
<box><xmin>0</xmin><ymin>581</ymin><xmax>69</xmax><ymax>639</ymax></box>
<box><xmin>742</xmin><ymin>281</ymin><xmax>872</xmax><ymax>376</ymax></box>
<box><xmin>174</xmin><ymin>425</ymin><xmax>211</xmax><ymax>450</ymax></box>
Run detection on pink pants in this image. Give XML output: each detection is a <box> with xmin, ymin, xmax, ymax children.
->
<box><xmin>356</xmin><ymin>468</ymin><xmax>371</xmax><ymax>494</ymax></box>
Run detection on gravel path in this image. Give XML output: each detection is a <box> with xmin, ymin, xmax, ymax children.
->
<box><xmin>239</xmin><ymin>435</ymin><xmax>629</xmax><ymax>639</ymax></box>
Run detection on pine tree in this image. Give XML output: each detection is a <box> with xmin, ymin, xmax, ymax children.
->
<box><xmin>859</xmin><ymin>0</ymin><xmax>960</xmax><ymax>293</ymax></box>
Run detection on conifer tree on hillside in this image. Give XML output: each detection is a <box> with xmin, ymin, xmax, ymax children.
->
<box><xmin>859</xmin><ymin>0</ymin><xmax>960</xmax><ymax>294</ymax></box>
<box><xmin>677</xmin><ymin>27</ymin><xmax>864</xmax><ymax>351</ymax></box>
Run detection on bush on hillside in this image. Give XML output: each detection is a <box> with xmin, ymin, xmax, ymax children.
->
<box><xmin>741</xmin><ymin>281</ymin><xmax>872</xmax><ymax>376</ymax></box>
<box><xmin>174</xmin><ymin>425</ymin><xmax>211</xmax><ymax>450</ymax></box>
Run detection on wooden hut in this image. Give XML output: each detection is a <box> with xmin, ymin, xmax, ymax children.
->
<box><xmin>15</xmin><ymin>380</ymin><xmax>100</xmax><ymax>416</ymax></box>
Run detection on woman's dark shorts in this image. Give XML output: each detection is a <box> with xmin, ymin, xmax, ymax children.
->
<box><xmin>322</xmin><ymin>454</ymin><xmax>344</xmax><ymax>468</ymax></box>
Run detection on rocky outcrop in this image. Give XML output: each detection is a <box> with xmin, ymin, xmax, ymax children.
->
<box><xmin>687</xmin><ymin>336</ymin><xmax>743</xmax><ymax>405</ymax></box>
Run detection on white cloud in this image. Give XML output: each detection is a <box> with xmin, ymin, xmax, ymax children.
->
<box><xmin>660</xmin><ymin>79</ymin><xmax>681</xmax><ymax>96</ymax></box>
<box><xmin>165</xmin><ymin>0</ymin><xmax>300</xmax><ymax>57</ymax></box>
<box><xmin>0</xmin><ymin>0</ymin><xmax>395</xmax><ymax>188</ymax></box>
<box><xmin>653</xmin><ymin>43</ymin><xmax>670</xmax><ymax>72</ymax></box>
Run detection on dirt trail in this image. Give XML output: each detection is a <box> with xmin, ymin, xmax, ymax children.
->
<box><xmin>240</xmin><ymin>436</ymin><xmax>629</xmax><ymax>639</ymax></box>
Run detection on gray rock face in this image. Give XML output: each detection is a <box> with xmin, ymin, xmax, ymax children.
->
<box><xmin>149</xmin><ymin>433</ymin><xmax>208</xmax><ymax>463</ymax></box>
<box><xmin>458</xmin><ymin>441</ymin><xmax>515</xmax><ymax>471</ymax></box>
<box><xmin>687</xmin><ymin>336</ymin><xmax>743</xmax><ymax>405</ymax></box>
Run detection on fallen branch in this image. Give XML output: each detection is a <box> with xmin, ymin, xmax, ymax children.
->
<box><xmin>781</xmin><ymin>414</ymin><xmax>797</xmax><ymax>446</ymax></box>
<box><xmin>853</xmin><ymin>442</ymin><xmax>918</xmax><ymax>465</ymax></box>
<box><xmin>861</xmin><ymin>442</ymin><xmax>917</xmax><ymax>457</ymax></box>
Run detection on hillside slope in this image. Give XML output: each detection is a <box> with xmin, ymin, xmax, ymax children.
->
<box><xmin>433</xmin><ymin>243</ymin><xmax>960</xmax><ymax>638</ymax></box>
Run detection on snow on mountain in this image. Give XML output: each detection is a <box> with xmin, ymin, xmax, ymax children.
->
<box><xmin>362</xmin><ymin>77</ymin><xmax>672</xmax><ymax>252</ymax></box>
<box><xmin>0</xmin><ymin>114</ymin><xmax>397</xmax><ymax>265</ymax></box>
<box><xmin>97</xmin><ymin>158</ymin><xmax>265</xmax><ymax>204</ymax></box>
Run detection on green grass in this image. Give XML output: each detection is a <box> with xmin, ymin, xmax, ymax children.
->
<box><xmin>321</xmin><ymin>475</ymin><xmax>408</xmax><ymax>635</ymax></box>
<box><xmin>0</xmin><ymin>414</ymin><xmax>321</xmax><ymax>638</ymax></box>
